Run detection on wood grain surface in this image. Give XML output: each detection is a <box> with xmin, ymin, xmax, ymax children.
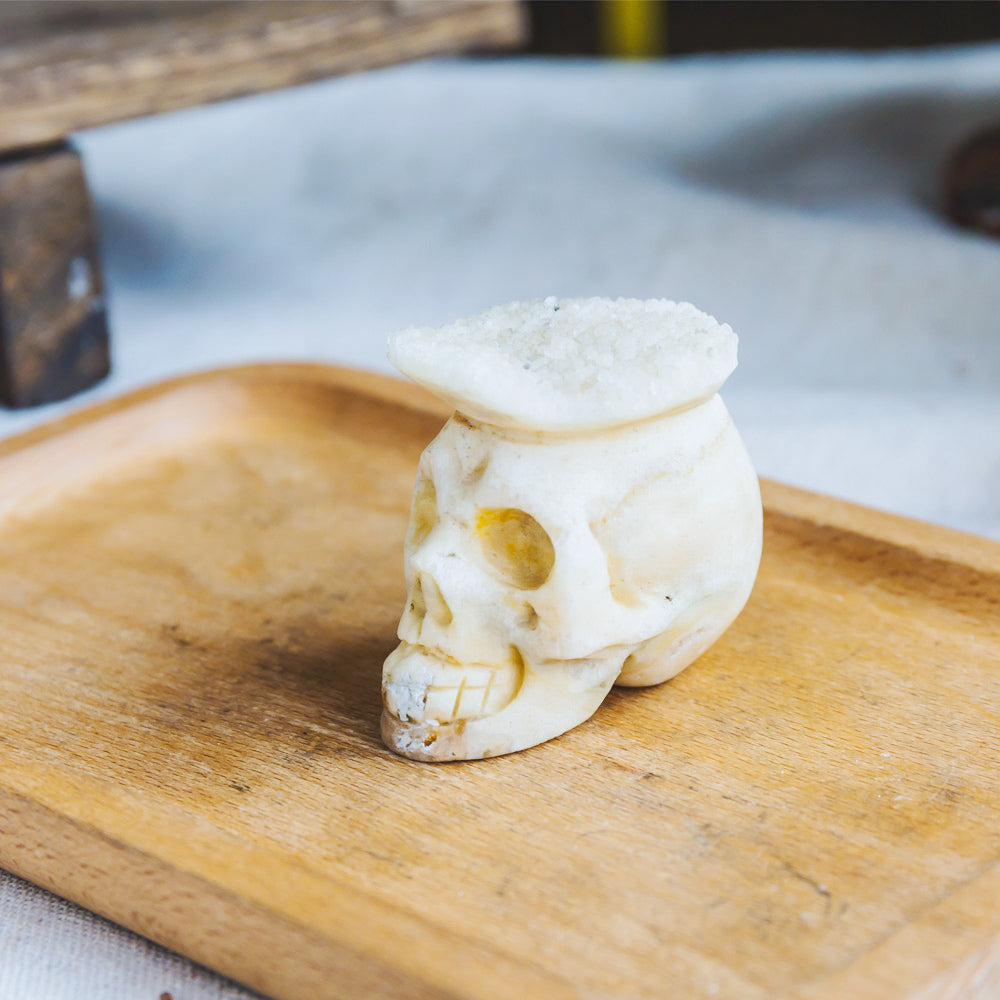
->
<box><xmin>0</xmin><ymin>0</ymin><xmax>525</xmax><ymax>154</ymax></box>
<box><xmin>0</xmin><ymin>142</ymin><xmax>109</xmax><ymax>407</ymax></box>
<box><xmin>0</xmin><ymin>364</ymin><xmax>997</xmax><ymax>1000</ymax></box>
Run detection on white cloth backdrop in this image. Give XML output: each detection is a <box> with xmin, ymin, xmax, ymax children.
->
<box><xmin>1</xmin><ymin>46</ymin><xmax>999</xmax><ymax>999</ymax></box>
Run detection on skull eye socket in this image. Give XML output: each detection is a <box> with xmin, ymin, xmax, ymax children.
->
<box><xmin>408</xmin><ymin>475</ymin><xmax>438</xmax><ymax>548</ymax></box>
<box><xmin>476</xmin><ymin>508</ymin><xmax>555</xmax><ymax>590</ymax></box>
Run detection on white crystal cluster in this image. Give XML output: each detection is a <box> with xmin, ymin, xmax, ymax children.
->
<box><xmin>388</xmin><ymin>297</ymin><xmax>737</xmax><ymax>431</ymax></box>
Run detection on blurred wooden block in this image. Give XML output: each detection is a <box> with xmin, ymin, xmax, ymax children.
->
<box><xmin>0</xmin><ymin>1</ymin><xmax>526</xmax><ymax>154</ymax></box>
<box><xmin>0</xmin><ymin>0</ymin><xmax>523</xmax><ymax>407</ymax></box>
<box><xmin>0</xmin><ymin>143</ymin><xmax>109</xmax><ymax>408</ymax></box>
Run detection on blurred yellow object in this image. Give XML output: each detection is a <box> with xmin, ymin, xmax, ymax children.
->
<box><xmin>600</xmin><ymin>0</ymin><xmax>664</xmax><ymax>59</ymax></box>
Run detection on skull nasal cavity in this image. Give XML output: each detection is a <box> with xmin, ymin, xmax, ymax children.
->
<box><xmin>421</xmin><ymin>574</ymin><xmax>453</xmax><ymax>626</ymax></box>
<box><xmin>476</xmin><ymin>508</ymin><xmax>555</xmax><ymax>590</ymax></box>
<box><xmin>408</xmin><ymin>577</ymin><xmax>427</xmax><ymax>626</ymax></box>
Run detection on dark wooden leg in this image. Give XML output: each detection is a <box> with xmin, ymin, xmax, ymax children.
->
<box><xmin>0</xmin><ymin>141</ymin><xmax>110</xmax><ymax>408</ymax></box>
<box><xmin>944</xmin><ymin>123</ymin><xmax>1000</xmax><ymax>238</ymax></box>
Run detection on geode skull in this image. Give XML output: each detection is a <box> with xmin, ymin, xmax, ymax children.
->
<box><xmin>382</xmin><ymin>298</ymin><xmax>762</xmax><ymax>761</ymax></box>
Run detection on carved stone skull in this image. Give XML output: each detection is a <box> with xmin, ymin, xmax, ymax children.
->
<box><xmin>382</xmin><ymin>298</ymin><xmax>762</xmax><ymax>761</ymax></box>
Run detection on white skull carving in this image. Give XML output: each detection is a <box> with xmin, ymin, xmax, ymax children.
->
<box><xmin>382</xmin><ymin>298</ymin><xmax>762</xmax><ymax>761</ymax></box>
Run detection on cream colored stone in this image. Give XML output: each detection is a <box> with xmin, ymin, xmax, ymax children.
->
<box><xmin>382</xmin><ymin>298</ymin><xmax>762</xmax><ymax>761</ymax></box>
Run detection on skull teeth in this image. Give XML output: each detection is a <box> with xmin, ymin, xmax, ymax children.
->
<box><xmin>425</xmin><ymin>664</ymin><xmax>513</xmax><ymax>721</ymax></box>
<box><xmin>383</xmin><ymin>643</ymin><xmax>524</xmax><ymax>724</ymax></box>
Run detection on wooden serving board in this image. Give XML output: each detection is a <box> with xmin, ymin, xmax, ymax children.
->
<box><xmin>0</xmin><ymin>364</ymin><xmax>998</xmax><ymax>1000</ymax></box>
